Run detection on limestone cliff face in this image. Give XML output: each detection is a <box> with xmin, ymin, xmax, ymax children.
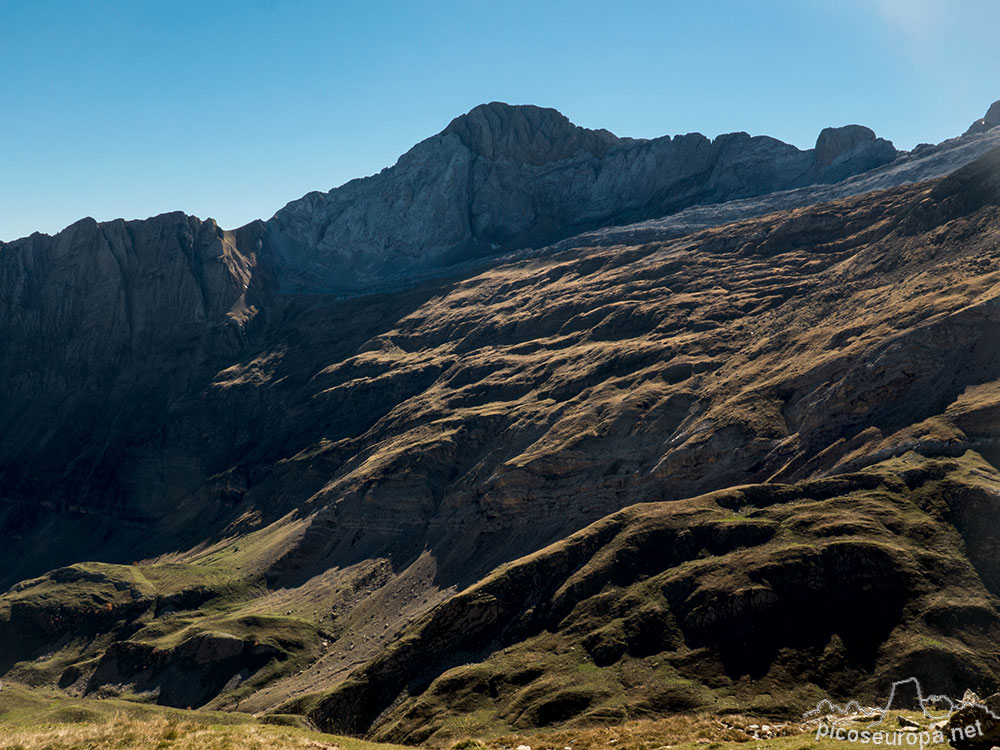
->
<box><xmin>266</xmin><ymin>102</ymin><xmax>897</xmax><ymax>292</ymax></box>
<box><xmin>0</xmin><ymin>212</ymin><xmax>257</xmax><ymax>373</ymax></box>
<box><xmin>0</xmin><ymin>213</ymin><xmax>263</xmax><ymax>582</ymax></box>
<box><xmin>966</xmin><ymin>99</ymin><xmax>1000</xmax><ymax>135</ymax></box>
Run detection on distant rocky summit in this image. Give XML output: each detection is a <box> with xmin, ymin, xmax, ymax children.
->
<box><xmin>267</xmin><ymin>102</ymin><xmax>898</xmax><ymax>292</ymax></box>
<box><xmin>813</xmin><ymin>124</ymin><xmax>893</xmax><ymax>177</ymax></box>
<box><xmin>966</xmin><ymin>99</ymin><xmax>1000</xmax><ymax>135</ymax></box>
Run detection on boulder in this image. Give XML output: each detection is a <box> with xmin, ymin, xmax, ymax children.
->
<box><xmin>946</xmin><ymin>693</ymin><xmax>1000</xmax><ymax>749</ymax></box>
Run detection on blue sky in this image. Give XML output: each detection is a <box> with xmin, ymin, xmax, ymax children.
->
<box><xmin>1</xmin><ymin>0</ymin><xmax>998</xmax><ymax>241</ymax></box>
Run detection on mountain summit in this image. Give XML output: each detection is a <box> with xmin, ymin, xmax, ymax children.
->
<box><xmin>442</xmin><ymin>101</ymin><xmax>621</xmax><ymax>163</ymax></box>
<box><xmin>966</xmin><ymin>98</ymin><xmax>1000</xmax><ymax>135</ymax></box>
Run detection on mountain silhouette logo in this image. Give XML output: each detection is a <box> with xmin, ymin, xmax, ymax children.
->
<box><xmin>802</xmin><ymin>677</ymin><xmax>1000</xmax><ymax>731</ymax></box>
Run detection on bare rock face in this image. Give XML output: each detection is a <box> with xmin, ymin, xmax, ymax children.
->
<box><xmin>0</xmin><ymin>213</ymin><xmax>264</xmax><ymax>583</ymax></box>
<box><xmin>441</xmin><ymin>101</ymin><xmax>620</xmax><ymax>163</ymax></box>
<box><xmin>814</xmin><ymin>124</ymin><xmax>897</xmax><ymax>179</ymax></box>
<box><xmin>266</xmin><ymin>102</ymin><xmax>899</xmax><ymax>292</ymax></box>
<box><xmin>965</xmin><ymin>99</ymin><xmax>1000</xmax><ymax>135</ymax></box>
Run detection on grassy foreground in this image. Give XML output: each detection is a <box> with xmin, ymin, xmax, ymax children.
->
<box><xmin>445</xmin><ymin>705</ymin><xmax>951</xmax><ymax>750</ymax></box>
<box><xmin>0</xmin><ymin>684</ymin><xmax>411</xmax><ymax>750</ymax></box>
<box><xmin>0</xmin><ymin>682</ymin><xmax>946</xmax><ymax>750</ymax></box>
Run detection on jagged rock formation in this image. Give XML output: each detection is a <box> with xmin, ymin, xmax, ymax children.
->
<box><xmin>2</xmin><ymin>101</ymin><xmax>1000</xmax><ymax>746</ymax></box>
<box><xmin>267</xmin><ymin>102</ymin><xmax>897</xmax><ymax>292</ymax></box>
<box><xmin>541</xmin><ymin>99</ymin><xmax>1000</xmax><ymax>251</ymax></box>
<box><xmin>966</xmin><ymin>100</ymin><xmax>1000</xmax><ymax>135</ymax></box>
<box><xmin>948</xmin><ymin>692</ymin><xmax>1000</xmax><ymax>749</ymax></box>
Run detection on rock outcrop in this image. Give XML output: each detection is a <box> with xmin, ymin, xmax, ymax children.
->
<box><xmin>814</xmin><ymin>124</ymin><xmax>896</xmax><ymax>179</ymax></box>
<box><xmin>965</xmin><ymin>99</ymin><xmax>1000</xmax><ymax>135</ymax></box>
<box><xmin>946</xmin><ymin>692</ymin><xmax>1000</xmax><ymax>749</ymax></box>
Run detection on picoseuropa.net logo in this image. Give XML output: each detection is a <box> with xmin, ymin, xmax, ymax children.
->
<box><xmin>815</xmin><ymin>722</ymin><xmax>970</xmax><ymax>747</ymax></box>
<box><xmin>803</xmin><ymin>677</ymin><xmax>999</xmax><ymax>748</ymax></box>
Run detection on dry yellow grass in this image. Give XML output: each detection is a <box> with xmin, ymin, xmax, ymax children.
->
<box><xmin>0</xmin><ymin>714</ymin><xmax>341</xmax><ymax>750</ymax></box>
<box><xmin>482</xmin><ymin>713</ymin><xmax>761</xmax><ymax>750</ymax></box>
<box><xmin>0</xmin><ymin>685</ymin><xmax>415</xmax><ymax>750</ymax></box>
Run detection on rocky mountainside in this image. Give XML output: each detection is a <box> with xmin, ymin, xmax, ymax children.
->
<box><xmin>0</xmin><ymin>214</ymin><xmax>267</xmax><ymax>585</ymax></box>
<box><xmin>558</xmin><ymin>112</ymin><xmax>1000</xmax><ymax>250</ymax></box>
<box><xmin>967</xmin><ymin>100</ymin><xmax>1000</xmax><ymax>135</ymax></box>
<box><xmin>2</xmin><ymin>100</ymin><xmax>1000</xmax><ymax>746</ymax></box>
<box><xmin>266</xmin><ymin>102</ymin><xmax>897</xmax><ymax>292</ymax></box>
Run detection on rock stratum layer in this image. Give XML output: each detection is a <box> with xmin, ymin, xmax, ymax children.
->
<box><xmin>2</xmin><ymin>102</ymin><xmax>1000</xmax><ymax>746</ymax></box>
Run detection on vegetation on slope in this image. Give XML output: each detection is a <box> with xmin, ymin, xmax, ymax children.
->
<box><xmin>0</xmin><ymin>684</ymin><xmax>409</xmax><ymax>750</ymax></box>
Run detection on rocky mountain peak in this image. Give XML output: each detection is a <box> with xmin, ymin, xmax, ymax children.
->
<box><xmin>966</xmin><ymin>99</ymin><xmax>1000</xmax><ymax>135</ymax></box>
<box><xmin>441</xmin><ymin>101</ymin><xmax>621</xmax><ymax>164</ymax></box>
<box><xmin>814</xmin><ymin>124</ymin><xmax>896</xmax><ymax>175</ymax></box>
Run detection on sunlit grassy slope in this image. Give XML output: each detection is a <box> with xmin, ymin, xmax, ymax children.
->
<box><xmin>0</xmin><ymin>683</ymin><xmax>412</xmax><ymax>750</ymax></box>
<box><xmin>0</xmin><ymin>682</ymin><xmax>938</xmax><ymax>750</ymax></box>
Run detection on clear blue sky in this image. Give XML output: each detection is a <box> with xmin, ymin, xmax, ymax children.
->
<box><xmin>2</xmin><ymin>0</ymin><xmax>998</xmax><ymax>241</ymax></box>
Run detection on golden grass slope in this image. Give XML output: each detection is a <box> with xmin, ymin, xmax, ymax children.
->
<box><xmin>0</xmin><ymin>684</ymin><xmax>410</xmax><ymax>750</ymax></box>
